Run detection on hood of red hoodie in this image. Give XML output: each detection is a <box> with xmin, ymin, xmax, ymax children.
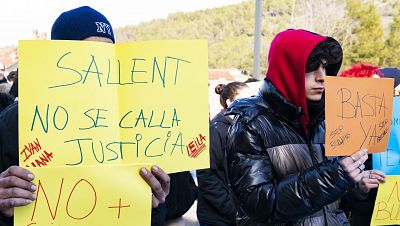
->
<box><xmin>266</xmin><ymin>29</ymin><xmax>342</xmax><ymax>134</ymax></box>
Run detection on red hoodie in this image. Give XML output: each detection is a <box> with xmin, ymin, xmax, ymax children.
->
<box><xmin>266</xmin><ymin>29</ymin><xmax>329</xmax><ymax>134</ymax></box>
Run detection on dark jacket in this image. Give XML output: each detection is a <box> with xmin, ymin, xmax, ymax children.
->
<box><xmin>165</xmin><ymin>172</ymin><xmax>197</xmax><ymax>220</ymax></box>
<box><xmin>0</xmin><ymin>102</ymin><xmax>18</xmax><ymax>173</ymax></box>
<box><xmin>225</xmin><ymin>29</ymin><xmax>354</xmax><ymax>226</ymax></box>
<box><xmin>151</xmin><ymin>171</ymin><xmax>198</xmax><ymax>226</ymax></box>
<box><xmin>0</xmin><ymin>77</ymin><xmax>7</xmax><ymax>84</ymax></box>
<box><xmin>0</xmin><ymin>93</ymin><xmax>14</xmax><ymax>112</ymax></box>
<box><xmin>226</xmin><ymin>82</ymin><xmax>354</xmax><ymax>226</ymax></box>
<box><xmin>0</xmin><ymin>102</ymin><xmax>18</xmax><ymax>226</ymax></box>
<box><xmin>340</xmin><ymin>155</ymin><xmax>376</xmax><ymax>226</ymax></box>
<box><xmin>197</xmin><ymin>111</ymin><xmax>237</xmax><ymax>226</ymax></box>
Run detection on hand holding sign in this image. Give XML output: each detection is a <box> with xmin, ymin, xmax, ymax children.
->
<box><xmin>0</xmin><ymin>166</ymin><xmax>36</xmax><ymax>217</ymax></box>
<box><xmin>139</xmin><ymin>166</ymin><xmax>170</xmax><ymax>208</ymax></box>
<box><xmin>339</xmin><ymin>149</ymin><xmax>368</xmax><ymax>183</ymax></box>
<box><xmin>358</xmin><ymin>170</ymin><xmax>386</xmax><ymax>193</ymax></box>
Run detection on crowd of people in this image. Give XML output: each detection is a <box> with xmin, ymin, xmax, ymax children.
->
<box><xmin>0</xmin><ymin>4</ymin><xmax>399</xmax><ymax>226</ymax></box>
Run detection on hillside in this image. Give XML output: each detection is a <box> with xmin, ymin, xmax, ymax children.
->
<box><xmin>116</xmin><ymin>0</ymin><xmax>400</xmax><ymax>76</ymax></box>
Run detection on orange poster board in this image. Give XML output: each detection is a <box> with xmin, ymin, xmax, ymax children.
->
<box><xmin>325</xmin><ymin>77</ymin><xmax>393</xmax><ymax>156</ymax></box>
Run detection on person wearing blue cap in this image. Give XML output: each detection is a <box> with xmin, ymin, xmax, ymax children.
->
<box><xmin>380</xmin><ymin>67</ymin><xmax>400</xmax><ymax>95</ymax></box>
<box><xmin>51</xmin><ymin>6</ymin><xmax>115</xmax><ymax>43</ymax></box>
<box><xmin>0</xmin><ymin>6</ymin><xmax>170</xmax><ymax>226</ymax></box>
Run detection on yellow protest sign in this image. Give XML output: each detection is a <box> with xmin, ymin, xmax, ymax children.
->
<box><xmin>18</xmin><ymin>40</ymin><xmax>209</xmax><ymax>173</ymax></box>
<box><xmin>371</xmin><ymin>176</ymin><xmax>400</xmax><ymax>225</ymax></box>
<box><xmin>325</xmin><ymin>77</ymin><xmax>393</xmax><ymax>156</ymax></box>
<box><xmin>14</xmin><ymin>164</ymin><xmax>151</xmax><ymax>226</ymax></box>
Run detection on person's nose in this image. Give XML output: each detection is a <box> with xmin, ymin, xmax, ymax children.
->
<box><xmin>315</xmin><ymin>67</ymin><xmax>326</xmax><ymax>83</ymax></box>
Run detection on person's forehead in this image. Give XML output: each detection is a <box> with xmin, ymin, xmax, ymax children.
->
<box><xmin>83</xmin><ymin>36</ymin><xmax>113</xmax><ymax>44</ymax></box>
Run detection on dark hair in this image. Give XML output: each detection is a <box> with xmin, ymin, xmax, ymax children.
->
<box><xmin>7</xmin><ymin>70</ymin><xmax>17</xmax><ymax>83</ymax></box>
<box><xmin>215</xmin><ymin>81</ymin><xmax>249</xmax><ymax>109</ymax></box>
<box><xmin>306</xmin><ymin>39</ymin><xmax>342</xmax><ymax>75</ymax></box>
<box><xmin>9</xmin><ymin>71</ymin><xmax>18</xmax><ymax>98</ymax></box>
<box><xmin>244</xmin><ymin>77</ymin><xmax>259</xmax><ymax>83</ymax></box>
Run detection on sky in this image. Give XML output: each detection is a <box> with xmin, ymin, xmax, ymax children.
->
<box><xmin>0</xmin><ymin>0</ymin><xmax>247</xmax><ymax>47</ymax></box>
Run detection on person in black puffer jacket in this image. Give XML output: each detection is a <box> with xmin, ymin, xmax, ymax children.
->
<box><xmin>197</xmin><ymin>82</ymin><xmax>250</xmax><ymax>226</ymax></box>
<box><xmin>225</xmin><ymin>29</ymin><xmax>384</xmax><ymax>226</ymax></box>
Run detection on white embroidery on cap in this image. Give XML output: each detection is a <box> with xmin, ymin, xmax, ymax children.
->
<box><xmin>95</xmin><ymin>22</ymin><xmax>112</xmax><ymax>35</ymax></box>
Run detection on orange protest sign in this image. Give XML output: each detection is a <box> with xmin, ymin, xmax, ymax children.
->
<box><xmin>325</xmin><ymin>77</ymin><xmax>393</xmax><ymax>156</ymax></box>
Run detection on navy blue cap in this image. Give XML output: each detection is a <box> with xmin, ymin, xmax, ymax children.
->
<box><xmin>51</xmin><ymin>6</ymin><xmax>115</xmax><ymax>43</ymax></box>
<box><xmin>380</xmin><ymin>67</ymin><xmax>400</xmax><ymax>88</ymax></box>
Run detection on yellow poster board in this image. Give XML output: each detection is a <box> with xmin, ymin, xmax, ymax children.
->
<box><xmin>14</xmin><ymin>164</ymin><xmax>151</xmax><ymax>226</ymax></box>
<box><xmin>18</xmin><ymin>40</ymin><xmax>209</xmax><ymax>173</ymax></box>
<box><xmin>371</xmin><ymin>176</ymin><xmax>400</xmax><ymax>225</ymax></box>
<box><xmin>325</xmin><ymin>77</ymin><xmax>393</xmax><ymax>156</ymax></box>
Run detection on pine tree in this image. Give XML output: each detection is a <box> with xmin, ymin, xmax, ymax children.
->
<box><xmin>384</xmin><ymin>0</ymin><xmax>400</xmax><ymax>67</ymax></box>
<box><xmin>343</xmin><ymin>0</ymin><xmax>385</xmax><ymax>67</ymax></box>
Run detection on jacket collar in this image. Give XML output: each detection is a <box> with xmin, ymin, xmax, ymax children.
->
<box><xmin>212</xmin><ymin>110</ymin><xmax>232</xmax><ymax>125</ymax></box>
<box><xmin>260</xmin><ymin>80</ymin><xmax>303</xmax><ymax>126</ymax></box>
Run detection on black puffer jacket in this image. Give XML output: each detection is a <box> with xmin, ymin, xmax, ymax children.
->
<box><xmin>197</xmin><ymin>111</ymin><xmax>237</xmax><ymax>226</ymax></box>
<box><xmin>226</xmin><ymin>81</ymin><xmax>355</xmax><ymax>226</ymax></box>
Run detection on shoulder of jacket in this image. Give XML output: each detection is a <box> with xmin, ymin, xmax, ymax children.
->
<box><xmin>235</xmin><ymin>104</ymin><xmax>272</xmax><ymax>126</ymax></box>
